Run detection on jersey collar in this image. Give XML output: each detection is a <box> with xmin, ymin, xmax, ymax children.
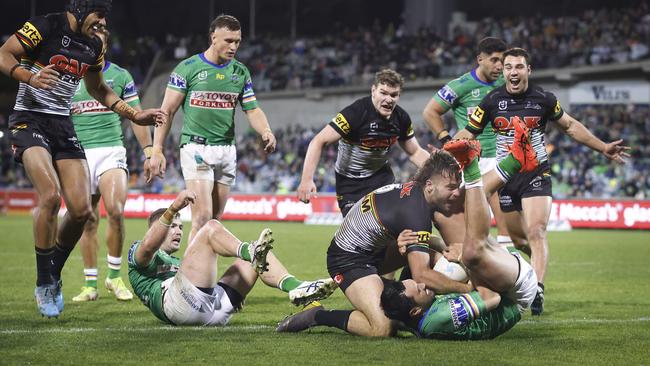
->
<box><xmin>470</xmin><ymin>68</ymin><xmax>495</xmax><ymax>86</ymax></box>
<box><xmin>102</xmin><ymin>61</ymin><xmax>111</xmax><ymax>72</ymax></box>
<box><xmin>200</xmin><ymin>53</ymin><xmax>232</xmax><ymax>69</ymax></box>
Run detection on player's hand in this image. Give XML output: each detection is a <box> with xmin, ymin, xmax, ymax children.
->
<box><xmin>602</xmin><ymin>139</ymin><xmax>631</xmax><ymax>164</ymax></box>
<box><xmin>132</xmin><ymin>109</ymin><xmax>167</xmax><ymax>127</ymax></box>
<box><xmin>261</xmin><ymin>130</ymin><xmax>276</xmax><ymax>153</ymax></box>
<box><xmin>149</xmin><ymin>146</ymin><xmax>167</xmax><ymax>180</ymax></box>
<box><xmin>397</xmin><ymin>229</ymin><xmax>420</xmax><ymax>255</ymax></box>
<box><xmin>143</xmin><ymin>158</ymin><xmax>152</xmax><ymax>184</ymax></box>
<box><xmin>29</xmin><ymin>65</ymin><xmax>59</xmax><ymax>89</ymax></box>
<box><xmin>297</xmin><ymin>180</ymin><xmax>317</xmax><ymax>203</ymax></box>
<box><xmin>171</xmin><ymin>190</ymin><xmax>197</xmax><ymax>212</ymax></box>
<box><xmin>443</xmin><ymin>242</ymin><xmax>463</xmax><ymax>263</ymax></box>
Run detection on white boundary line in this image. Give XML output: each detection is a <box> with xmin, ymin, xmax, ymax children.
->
<box><xmin>1</xmin><ymin>318</ymin><xmax>649</xmax><ymax>335</ymax></box>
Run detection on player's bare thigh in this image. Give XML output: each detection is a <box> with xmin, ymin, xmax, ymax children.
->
<box><xmin>344</xmin><ymin>275</ymin><xmax>393</xmax><ymax>337</ymax></box>
<box><xmin>185</xmin><ymin>179</ymin><xmax>215</xmax><ymax>227</ymax></box>
<box><xmin>179</xmin><ymin>220</ymin><xmax>220</xmax><ymax>289</ymax></box>
<box><xmin>464</xmin><ymin>237</ymin><xmax>519</xmax><ymax>293</ymax></box>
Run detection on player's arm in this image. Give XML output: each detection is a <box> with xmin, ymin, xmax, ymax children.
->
<box><xmin>135</xmin><ymin>190</ymin><xmax>196</xmax><ymax>265</ymax></box>
<box><xmin>297</xmin><ymin>125</ymin><xmax>341</xmax><ymax>203</ymax></box>
<box><xmin>398</xmin><ymin>136</ymin><xmax>430</xmax><ymax>168</ymax></box>
<box><xmin>0</xmin><ymin>33</ymin><xmax>59</xmax><ymax>89</ymax></box>
<box><xmin>407</xmin><ymin>250</ymin><xmax>472</xmax><ymax>294</ymax></box>
<box><xmin>128</xmin><ymin>106</ymin><xmax>155</xmax><ymax>182</ymax></box>
<box><xmin>455</xmin><ymin>102</ymin><xmax>490</xmax><ymax>140</ymax></box>
<box><xmin>555</xmin><ymin>112</ymin><xmax>630</xmax><ymax>164</ymax></box>
<box><xmin>84</xmin><ymin>70</ymin><xmax>164</xmax><ymax>126</ymax></box>
<box><xmin>148</xmin><ymin>88</ymin><xmax>184</xmax><ymax>179</ymax></box>
<box><xmin>423</xmin><ymin>98</ymin><xmax>453</xmax><ymax>144</ymax></box>
<box><xmin>244</xmin><ymin>107</ymin><xmax>276</xmax><ymax>153</ymax></box>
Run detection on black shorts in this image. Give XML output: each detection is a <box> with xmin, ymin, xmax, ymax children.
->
<box><xmin>8</xmin><ymin>110</ymin><xmax>85</xmax><ymax>163</ymax></box>
<box><xmin>326</xmin><ymin>239</ymin><xmax>384</xmax><ymax>292</ymax></box>
<box><xmin>335</xmin><ymin>165</ymin><xmax>395</xmax><ymax>216</ymax></box>
<box><xmin>498</xmin><ymin>162</ymin><xmax>552</xmax><ymax>212</ymax></box>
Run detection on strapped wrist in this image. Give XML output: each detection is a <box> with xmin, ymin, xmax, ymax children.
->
<box><xmin>143</xmin><ymin>145</ymin><xmax>153</xmax><ymax>159</ymax></box>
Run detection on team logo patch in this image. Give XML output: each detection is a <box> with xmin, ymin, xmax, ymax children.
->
<box><xmin>437</xmin><ymin>85</ymin><xmax>458</xmax><ymax>105</ymax></box>
<box><xmin>198</xmin><ymin>71</ymin><xmax>208</xmax><ymax>80</ymax></box>
<box><xmin>334</xmin><ymin>273</ymin><xmax>344</xmax><ymax>285</ymax></box>
<box><xmin>231</xmin><ymin>74</ymin><xmax>240</xmax><ymax>84</ymax></box>
<box><xmin>400</xmin><ymin>181</ymin><xmax>415</xmax><ymax>198</ymax></box>
<box><xmin>471</xmin><ymin>88</ymin><xmax>480</xmax><ymax>98</ymax></box>
<box><xmin>62</xmin><ymin>36</ymin><xmax>71</xmax><ymax>47</ymax></box>
<box><xmin>498</xmin><ymin>100</ymin><xmax>508</xmax><ymax>110</ymax></box>
<box><xmin>369</xmin><ymin>122</ymin><xmax>378</xmax><ymax>131</ymax></box>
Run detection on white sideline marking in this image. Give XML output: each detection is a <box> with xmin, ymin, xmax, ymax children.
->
<box><xmin>1</xmin><ymin>319</ymin><xmax>649</xmax><ymax>335</ymax></box>
<box><xmin>0</xmin><ymin>324</ymin><xmax>272</xmax><ymax>335</ymax></box>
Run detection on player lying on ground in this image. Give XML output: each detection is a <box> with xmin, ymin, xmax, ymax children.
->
<box><xmin>128</xmin><ymin>190</ymin><xmax>337</xmax><ymax>325</ymax></box>
<box><xmin>275</xmin><ymin>122</ymin><xmax>540</xmax><ymax>337</ymax></box>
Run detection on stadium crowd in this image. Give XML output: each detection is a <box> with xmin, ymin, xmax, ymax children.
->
<box><xmin>3</xmin><ymin>104</ymin><xmax>646</xmax><ymax>199</ymax></box>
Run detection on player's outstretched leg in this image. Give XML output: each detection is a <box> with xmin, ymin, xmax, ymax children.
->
<box><xmin>276</xmin><ymin>301</ymin><xmax>325</xmax><ymax>332</ymax></box>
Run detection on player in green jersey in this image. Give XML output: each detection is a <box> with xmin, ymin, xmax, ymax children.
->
<box><xmin>422</xmin><ymin>37</ymin><xmax>512</xmax><ymax>250</ymax></box>
<box><xmin>128</xmin><ymin>190</ymin><xmax>337</xmax><ymax>325</ymax></box>
<box><xmin>70</xmin><ymin>30</ymin><xmax>153</xmax><ymax>302</ymax></box>
<box><xmin>150</xmin><ymin>15</ymin><xmax>276</xmax><ymax>244</ymax></box>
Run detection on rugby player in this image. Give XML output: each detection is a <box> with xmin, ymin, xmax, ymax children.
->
<box><xmin>150</xmin><ymin>15</ymin><xmax>276</xmax><ymax>244</ymax></box>
<box><xmin>0</xmin><ymin>0</ymin><xmax>164</xmax><ymax>318</ymax></box>
<box><xmin>297</xmin><ymin>69</ymin><xmax>429</xmax><ymax>217</ymax></box>
<box><xmin>128</xmin><ymin>190</ymin><xmax>337</xmax><ymax>326</ymax></box>
<box><xmin>70</xmin><ymin>28</ymin><xmax>152</xmax><ymax>302</ymax></box>
<box><xmin>423</xmin><ymin>37</ymin><xmax>514</xmax><ymax>251</ymax></box>
<box><xmin>455</xmin><ymin>47</ymin><xmax>630</xmax><ymax>315</ymax></box>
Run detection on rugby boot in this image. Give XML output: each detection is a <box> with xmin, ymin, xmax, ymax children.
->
<box><xmin>54</xmin><ymin>279</ymin><xmax>65</xmax><ymax>312</ymax></box>
<box><xmin>250</xmin><ymin>228</ymin><xmax>274</xmax><ymax>274</ymax></box>
<box><xmin>443</xmin><ymin>139</ymin><xmax>482</xmax><ymax>170</ymax></box>
<box><xmin>509</xmin><ymin>116</ymin><xmax>538</xmax><ymax>173</ymax></box>
<box><xmin>289</xmin><ymin>278</ymin><xmax>338</xmax><ymax>306</ymax></box>
<box><xmin>72</xmin><ymin>286</ymin><xmax>99</xmax><ymax>302</ymax></box>
<box><xmin>105</xmin><ymin>277</ymin><xmax>134</xmax><ymax>301</ymax></box>
<box><xmin>35</xmin><ymin>284</ymin><xmax>59</xmax><ymax>318</ymax></box>
<box><xmin>276</xmin><ymin>301</ymin><xmax>324</xmax><ymax>332</ymax></box>
<box><xmin>531</xmin><ymin>283</ymin><xmax>545</xmax><ymax>316</ymax></box>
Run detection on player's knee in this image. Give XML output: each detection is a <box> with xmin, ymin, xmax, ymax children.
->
<box><xmin>204</xmin><ymin>219</ymin><xmax>225</xmax><ymax>235</ymax></box>
<box><xmin>105</xmin><ymin>204</ymin><xmax>124</xmax><ymax>223</ymax></box>
<box><xmin>68</xmin><ymin>205</ymin><xmax>93</xmax><ymax>223</ymax></box>
<box><xmin>193</xmin><ymin>212</ymin><xmax>212</xmax><ymax>229</ymax></box>
<box><xmin>461</xmin><ymin>238</ymin><xmax>485</xmax><ymax>269</ymax></box>
<box><xmin>39</xmin><ymin>189</ymin><xmax>62</xmax><ymax>213</ymax></box>
<box><xmin>368</xmin><ymin>320</ymin><xmax>393</xmax><ymax>337</ymax></box>
<box><xmin>527</xmin><ymin>224</ymin><xmax>547</xmax><ymax>243</ymax></box>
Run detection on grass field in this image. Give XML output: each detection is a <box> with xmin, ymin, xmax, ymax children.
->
<box><xmin>1</xmin><ymin>215</ymin><xmax>649</xmax><ymax>365</ymax></box>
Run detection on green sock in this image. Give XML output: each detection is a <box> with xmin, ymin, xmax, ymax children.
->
<box><xmin>107</xmin><ymin>268</ymin><xmax>120</xmax><ymax>279</ymax></box>
<box><xmin>84</xmin><ymin>268</ymin><xmax>98</xmax><ymax>288</ymax></box>
<box><xmin>237</xmin><ymin>242</ymin><xmax>252</xmax><ymax>262</ymax></box>
<box><xmin>86</xmin><ymin>279</ymin><xmax>97</xmax><ymax>288</ymax></box>
<box><xmin>463</xmin><ymin>158</ymin><xmax>481</xmax><ymax>184</ymax></box>
<box><xmin>278</xmin><ymin>275</ymin><xmax>303</xmax><ymax>292</ymax></box>
<box><xmin>496</xmin><ymin>153</ymin><xmax>522</xmax><ymax>181</ymax></box>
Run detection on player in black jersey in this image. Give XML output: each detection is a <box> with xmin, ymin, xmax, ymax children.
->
<box><xmin>0</xmin><ymin>0</ymin><xmax>164</xmax><ymax>318</ymax></box>
<box><xmin>455</xmin><ymin>47</ymin><xmax>630</xmax><ymax>315</ymax></box>
<box><xmin>279</xmin><ymin>151</ymin><xmax>472</xmax><ymax>337</ymax></box>
<box><xmin>297</xmin><ymin>69</ymin><xmax>429</xmax><ymax>216</ymax></box>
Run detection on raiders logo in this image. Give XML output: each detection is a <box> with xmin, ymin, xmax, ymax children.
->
<box><xmin>62</xmin><ymin>36</ymin><xmax>71</xmax><ymax>47</ymax></box>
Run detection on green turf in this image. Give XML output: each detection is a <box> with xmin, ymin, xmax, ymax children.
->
<box><xmin>1</xmin><ymin>215</ymin><xmax>649</xmax><ymax>365</ymax></box>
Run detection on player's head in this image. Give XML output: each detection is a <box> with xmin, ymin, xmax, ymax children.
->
<box><xmin>67</xmin><ymin>0</ymin><xmax>111</xmax><ymax>36</ymax></box>
<box><xmin>502</xmin><ymin>47</ymin><xmax>531</xmax><ymax>95</ymax></box>
<box><xmin>413</xmin><ymin>150</ymin><xmax>462</xmax><ymax>213</ymax></box>
<box><xmin>371</xmin><ymin>69</ymin><xmax>404</xmax><ymax>119</ymax></box>
<box><xmin>476</xmin><ymin>37</ymin><xmax>506</xmax><ymax>82</ymax></box>
<box><xmin>148</xmin><ymin>208</ymin><xmax>184</xmax><ymax>254</ymax></box>
<box><xmin>381</xmin><ymin>279</ymin><xmax>434</xmax><ymax>324</ymax></box>
<box><xmin>209</xmin><ymin>14</ymin><xmax>242</xmax><ymax>63</ymax></box>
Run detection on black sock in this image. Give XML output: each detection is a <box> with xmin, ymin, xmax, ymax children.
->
<box><xmin>538</xmin><ymin>282</ymin><xmax>545</xmax><ymax>291</ymax></box>
<box><xmin>51</xmin><ymin>243</ymin><xmax>73</xmax><ymax>282</ymax></box>
<box><xmin>35</xmin><ymin>247</ymin><xmax>55</xmax><ymax>286</ymax></box>
<box><xmin>314</xmin><ymin>310</ymin><xmax>352</xmax><ymax>331</ymax></box>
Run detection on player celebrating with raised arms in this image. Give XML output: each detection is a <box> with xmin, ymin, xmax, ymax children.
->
<box><xmin>0</xmin><ymin>0</ymin><xmax>164</xmax><ymax>318</ymax></box>
<box><xmin>150</xmin><ymin>14</ymin><xmax>276</xmax><ymax>244</ymax></box>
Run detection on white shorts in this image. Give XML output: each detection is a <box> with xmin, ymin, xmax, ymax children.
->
<box><xmin>506</xmin><ymin>253</ymin><xmax>538</xmax><ymax>313</ymax></box>
<box><xmin>180</xmin><ymin>143</ymin><xmax>236</xmax><ymax>185</ymax></box>
<box><xmin>162</xmin><ymin>271</ymin><xmax>237</xmax><ymax>326</ymax></box>
<box><xmin>478</xmin><ymin>157</ymin><xmax>497</xmax><ymax>175</ymax></box>
<box><xmin>84</xmin><ymin>146</ymin><xmax>128</xmax><ymax>194</ymax></box>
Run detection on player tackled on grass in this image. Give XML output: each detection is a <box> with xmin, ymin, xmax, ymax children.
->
<box><xmin>279</xmin><ymin>151</ymin><xmax>474</xmax><ymax>337</ymax></box>
<box><xmin>128</xmin><ymin>190</ymin><xmax>336</xmax><ymax>326</ymax></box>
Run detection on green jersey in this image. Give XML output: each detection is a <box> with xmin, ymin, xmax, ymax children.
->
<box><xmin>433</xmin><ymin>69</ymin><xmax>504</xmax><ymax>157</ymax></box>
<box><xmin>71</xmin><ymin>61</ymin><xmax>140</xmax><ymax>149</ymax></box>
<box><xmin>167</xmin><ymin>53</ymin><xmax>259</xmax><ymax>146</ymax></box>
<box><xmin>417</xmin><ymin>291</ymin><xmax>521</xmax><ymax>340</ymax></box>
<box><xmin>127</xmin><ymin>240</ymin><xmax>180</xmax><ymax>323</ymax></box>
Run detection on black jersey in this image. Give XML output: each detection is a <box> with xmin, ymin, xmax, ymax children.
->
<box><xmin>465</xmin><ymin>84</ymin><xmax>564</xmax><ymax>163</ymax></box>
<box><xmin>334</xmin><ymin>181</ymin><xmax>433</xmax><ymax>257</ymax></box>
<box><xmin>14</xmin><ymin>13</ymin><xmax>105</xmax><ymax>116</ymax></box>
<box><xmin>328</xmin><ymin>96</ymin><xmax>415</xmax><ymax>178</ymax></box>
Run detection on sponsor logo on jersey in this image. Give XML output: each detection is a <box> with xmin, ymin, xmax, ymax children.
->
<box><xmin>437</xmin><ymin>85</ymin><xmax>458</xmax><ymax>105</ymax></box>
<box><xmin>525</xmin><ymin>101</ymin><xmax>542</xmax><ymax>110</ymax></box>
<box><xmin>49</xmin><ymin>54</ymin><xmax>91</xmax><ymax>78</ymax></box>
<box><xmin>198</xmin><ymin>71</ymin><xmax>208</xmax><ymax>80</ymax></box>
<box><xmin>470</xmin><ymin>106</ymin><xmax>485</xmax><ymax>126</ymax></box>
<box><xmin>554</xmin><ymin>100</ymin><xmax>562</xmax><ymax>114</ymax></box>
<box><xmin>416</xmin><ymin>231</ymin><xmax>431</xmax><ymax>244</ymax></box>
<box><xmin>123</xmin><ymin>81</ymin><xmax>137</xmax><ymax>96</ymax></box>
<box><xmin>62</xmin><ymin>36</ymin><xmax>71</xmax><ymax>48</ymax></box>
<box><xmin>360</xmin><ymin>136</ymin><xmax>397</xmax><ymax>149</ymax></box>
<box><xmin>333</xmin><ymin>113</ymin><xmax>351</xmax><ymax>134</ymax></box>
<box><xmin>498</xmin><ymin>100</ymin><xmax>508</xmax><ymax>110</ymax></box>
<box><xmin>449</xmin><ymin>297</ymin><xmax>470</xmax><ymax>329</ymax></box>
<box><xmin>168</xmin><ymin>72</ymin><xmax>187</xmax><ymax>89</ymax></box>
<box><xmin>231</xmin><ymin>74</ymin><xmax>240</xmax><ymax>83</ymax></box>
<box><xmin>10</xmin><ymin>123</ymin><xmax>28</xmax><ymax>135</ymax></box>
<box><xmin>493</xmin><ymin>116</ymin><xmax>541</xmax><ymax>131</ymax></box>
<box><xmin>189</xmin><ymin>91</ymin><xmax>238</xmax><ymax>109</ymax></box>
<box><xmin>216</xmin><ymin>73</ymin><xmax>225</xmax><ymax>80</ymax></box>
<box><xmin>71</xmin><ymin>100</ymin><xmax>111</xmax><ymax>114</ymax></box>
<box><xmin>17</xmin><ymin>22</ymin><xmax>43</xmax><ymax>47</ymax></box>
<box><xmin>400</xmin><ymin>181</ymin><xmax>415</xmax><ymax>198</ymax></box>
